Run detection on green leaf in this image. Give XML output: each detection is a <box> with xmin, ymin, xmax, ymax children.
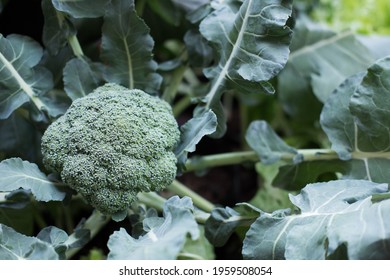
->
<box><xmin>251</xmin><ymin>163</ymin><xmax>295</xmax><ymax>211</ymax></box>
<box><xmin>0</xmin><ymin>111</ymin><xmax>42</xmax><ymax>162</ymax></box>
<box><xmin>63</xmin><ymin>58</ymin><xmax>100</xmax><ymax>100</ymax></box>
<box><xmin>0</xmin><ymin>158</ymin><xmax>66</xmax><ymax>202</ymax></box>
<box><xmin>179</xmin><ymin>226</ymin><xmax>215</xmax><ymax>260</ymax></box>
<box><xmin>42</xmin><ymin>0</ymin><xmax>76</xmax><ymax>56</ymax></box>
<box><xmin>272</xmin><ymin>160</ymin><xmax>346</xmax><ymax>191</ymax></box>
<box><xmin>197</xmin><ymin>0</ymin><xmax>293</xmax><ymax>137</ymax></box>
<box><xmin>51</xmin><ymin>0</ymin><xmax>110</xmax><ymax>18</ymax></box>
<box><xmin>37</xmin><ymin>226</ymin><xmax>89</xmax><ymax>259</ymax></box>
<box><xmin>205</xmin><ymin>203</ymin><xmax>261</xmax><ymax>247</ymax></box>
<box><xmin>184</xmin><ymin>29</ymin><xmax>213</xmax><ymax>68</ymax></box>
<box><xmin>0</xmin><ymin>224</ymin><xmax>59</xmax><ymax>259</ymax></box>
<box><xmin>0</xmin><ymin>191</ymin><xmax>34</xmax><ymax>236</ymax></box>
<box><xmin>101</xmin><ymin>0</ymin><xmax>162</xmax><ymax>93</ymax></box>
<box><xmin>0</xmin><ymin>34</ymin><xmax>53</xmax><ymax>119</ymax></box>
<box><xmin>321</xmin><ymin>57</ymin><xmax>390</xmax><ymax>183</ymax></box>
<box><xmin>147</xmin><ymin>0</ymin><xmax>182</xmax><ymax>26</ymax></box>
<box><xmin>242</xmin><ymin>180</ymin><xmax>390</xmax><ymax>260</ymax></box>
<box><xmin>107</xmin><ymin>196</ymin><xmax>199</xmax><ymax>260</ymax></box>
<box><xmin>246</xmin><ymin>120</ymin><xmax>298</xmax><ymax>164</ymax></box>
<box><xmin>278</xmin><ymin>17</ymin><xmax>373</xmax><ymax>120</ymax></box>
<box><xmin>175</xmin><ymin>110</ymin><xmax>217</xmax><ymax>169</ymax></box>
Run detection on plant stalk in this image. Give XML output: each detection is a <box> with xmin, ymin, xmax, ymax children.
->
<box><xmin>167</xmin><ymin>180</ymin><xmax>215</xmax><ymax>213</ymax></box>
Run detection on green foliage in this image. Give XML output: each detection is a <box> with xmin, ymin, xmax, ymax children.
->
<box><xmin>1</xmin><ymin>0</ymin><xmax>390</xmax><ymax>260</ymax></box>
<box><xmin>41</xmin><ymin>83</ymin><xmax>180</xmax><ymax>216</ymax></box>
<box><xmin>242</xmin><ymin>180</ymin><xmax>390</xmax><ymax>260</ymax></box>
<box><xmin>107</xmin><ymin>196</ymin><xmax>200</xmax><ymax>260</ymax></box>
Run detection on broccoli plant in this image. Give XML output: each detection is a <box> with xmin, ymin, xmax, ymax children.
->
<box><xmin>1</xmin><ymin>0</ymin><xmax>390</xmax><ymax>260</ymax></box>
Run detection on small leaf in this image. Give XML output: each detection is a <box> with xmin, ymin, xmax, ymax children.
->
<box><xmin>175</xmin><ymin>110</ymin><xmax>217</xmax><ymax>168</ymax></box>
<box><xmin>246</xmin><ymin>120</ymin><xmax>298</xmax><ymax>164</ymax></box>
<box><xmin>37</xmin><ymin>226</ymin><xmax>89</xmax><ymax>259</ymax></box>
<box><xmin>0</xmin><ymin>224</ymin><xmax>59</xmax><ymax>260</ymax></box>
<box><xmin>51</xmin><ymin>0</ymin><xmax>110</xmax><ymax>18</ymax></box>
<box><xmin>180</xmin><ymin>226</ymin><xmax>215</xmax><ymax>260</ymax></box>
<box><xmin>101</xmin><ymin>0</ymin><xmax>162</xmax><ymax>93</ymax></box>
<box><xmin>0</xmin><ymin>158</ymin><xmax>66</xmax><ymax>202</ymax></box>
<box><xmin>107</xmin><ymin>196</ymin><xmax>199</xmax><ymax>260</ymax></box>
<box><xmin>205</xmin><ymin>203</ymin><xmax>261</xmax><ymax>247</ymax></box>
<box><xmin>63</xmin><ymin>58</ymin><xmax>100</xmax><ymax>100</ymax></box>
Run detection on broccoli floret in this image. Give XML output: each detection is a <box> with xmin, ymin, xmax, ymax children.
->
<box><xmin>41</xmin><ymin>83</ymin><xmax>180</xmax><ymax>215</ymax></box>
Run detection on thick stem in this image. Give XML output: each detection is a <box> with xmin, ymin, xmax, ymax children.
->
<box><xmin>167</xmin><ymin>180</ymin><xmax>215</xmax><ymax>213</ymax></box>
<box><xmin>185</xmin><ymin>151</ymin><xmax>259</xmax><ymax>172</ymax></box>
<box><xmin>68</xmin><ymin>35</ymin><xmax>84</xmax><ymax>59</ymax></box>
<box><xmin>137</xmin><ymin>192</ymin><xmax>166</xmax><ymax>212</ymax></box>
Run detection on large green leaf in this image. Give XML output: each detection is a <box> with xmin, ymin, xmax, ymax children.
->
<box><xmin>100</xmin><ymin>0</ymin><xmax>162</xmax><ymax>93</ymax></box>
<box><xmin>0</xmin><ymin>224</ymin><xmax>59</xmax><ymax>259</ymax></box>
<box><xmin>242</xmin><ymin>180</ymin><xmax>390</xmax><ymax>260</ymax></box>
<box><xmin>51</xmin><ymin>0</ymin><xmax>110</xmax><ymax>18</ymax></box>
<box><xmin>321</xmin><ymin>57</ymin><xmax>390</xmax><ymax>183</ymax></box>
<box><xmin>197</xmin><ymin>0</ymin><xmax>293</xmax><ymax>136</ymax></box>
<box><xmin>278</xmin><ymin>17</ymin><xmax>373</xmax><ymax>121</ymax></box>
<box><xmin>0</xmin><ymin>158</ymin><xmax>67</xmax><ymax>202</ymax></box>
<box><xmin>107</xmin><ymin>196</ymin><xmax>199</xmax><ymax>260</ymax></box>
<box><xmin>0</xmin><ymin>34</ymin><xmax>53</xmax><ymax>119</ymax></box>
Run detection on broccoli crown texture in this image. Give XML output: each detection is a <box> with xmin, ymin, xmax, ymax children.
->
<box><xmin>41</xmin><ymin>83</ymin><xmax>180</xmax><ymax>215</ymax></box>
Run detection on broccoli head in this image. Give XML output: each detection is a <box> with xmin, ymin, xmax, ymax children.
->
<box><xmin>41</xmin><ymin>83</ymin><xmax>180</xmax><ymax>215</ymax></box>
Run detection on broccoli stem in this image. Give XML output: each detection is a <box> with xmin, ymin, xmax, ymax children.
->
<box><xmin>162</xmin><ymin>64</ymin><xmax>187</xmax><ymax>104</ymax></box>
<box><xmin>167</xmin><ymin>180</ymin><xmax>215</xmax><ymax>213</ymax></box>
<box><xmin>184</xmin><ymin>149</ymin><xmax>343</xmax><ymax>172</ymax></box>
<box><xmin>137</xmin><ymin>192</ymin><xmax>166</xmax><ymax>212</ymax></box>
<box><xmin>185</xmin><ymin>151</ymin><xmax>259</xmax><ymax>172</ymax></box>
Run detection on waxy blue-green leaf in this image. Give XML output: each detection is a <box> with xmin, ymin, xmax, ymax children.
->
<box><xmin>205</xmin><ymin>203</ymin><xmax>261</xmax><ymax>247</ymax></box>
<box><xmin>0</xmin><ymin>224</ymin><xmax>59</xmax><ymax>259</ymax></box>
<box><xmin>101</xmin><ymin>0</ymin><xmax>162</xmax><ymax>93</ymax></box>
<box><xmin>246</xmin><ymin>120</ymin><xmax>298</xmax><ymax>164</ymax></box>
<box><xmin>243</xmin><ymin>180</ymin><xmax>390</xmax><ymax>260</ymax></box>
<box><xmin>0</xmin><ymin>111</ymin><xmax>41</xmax><ymax>162</ymax></box>
<box><xmin>63</xmin><ymin>58</ymin><xmax>100</xmax><ymax>100</ymax></box>
<box><xmin>51</xmin><ymin>0</ymin><xmax>110</xmax><ymax>18</ymax></box>
<box><xmin>175</xmin><ymin>110</ymin><xmax>217</xmax><ymax>169</ymax></box>
<box><xmin>198</xmin><ymin>0</ymin><xmax>293</xmax><ymax>137</ymax></box>
<box><xmin>42</xmin><ymin>0</ymin><xmax>76</xmax><ymax>56</ymax></box>
<box><xmin>107</xmin><ymin>196</ymin><xmax>199</xmax><ymax>260</ymax></box>
<box><xmin>180</xmin><ymin>226</ymin><xmax>215</xmax><ymax>260</ymax></box>
<box><xmin>278</xmin><ymin>17</ymin><xmax>373</xmax><ymax>121</ymax></box>
<box><xmin>37</xmin><ymin>226</ymin><xmax>89</xmax><ymax>259</ymax></box>
<box><xmin>0</xmin><ymin>158</ymin><xmax>66</xmax><ymax>202</ymax></box>
<box><xmin>321</xmin><ymin>57</ymin><xmax>390</xmax><ymax>183</ymax></box>
<box><xmin>0</xmin><ymin>34</ymin><xmax>53</xmax><ymax>119</ymax></box>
